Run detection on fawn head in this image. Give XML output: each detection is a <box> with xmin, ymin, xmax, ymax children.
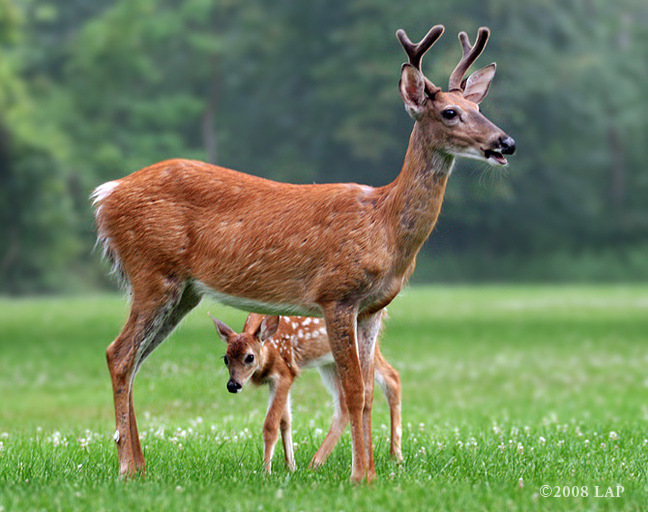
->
<box><xmin>397</xmin><ymin>25</ymin><xmax>515</xmax><ymax>166</ymax></box>
<box><xmin>210</xmin><ymin>313</ymin><xmax>280</xmax><ymax>393</ymax></box>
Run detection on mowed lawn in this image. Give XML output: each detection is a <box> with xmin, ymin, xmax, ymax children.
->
<box><xmin>0</xmin><ymin>286</ymin><xmax>647</xmax><ymax>511</ymax></box>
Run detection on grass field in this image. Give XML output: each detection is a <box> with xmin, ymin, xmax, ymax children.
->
<box><xmin>1</xmin><ymin>286</ymin><xmax>647</xmax><ymax>511</ymax></box>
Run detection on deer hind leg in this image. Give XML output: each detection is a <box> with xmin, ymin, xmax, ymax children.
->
<box><xmin>107</xmin><ymin>280</ymin><xmax>201</xmax><ymax>477</ymax></box>
<box><xmin>356</xmin><ymin>310</ymin><xmax>383</xmax><ymax>481</ymax></box>
<box><xmin>322</xmin><ymin>302</ymin><xmax>366</xmax><ymax>482</ymax></box>
<box><xmin>374</xmin><ymin>348</ymin><xmax>403</xmax><ymax>463</ymax></box>
<box><xmin>309</xmin><ymin>364</ymin><xmax>349</xmax><ymax>469</ymax></box>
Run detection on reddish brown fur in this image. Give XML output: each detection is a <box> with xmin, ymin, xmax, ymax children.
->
<box><xmin>94</xmin><ymin>24</ymin><xmax>514</xmax><ymax>481</ymax></box>
<box><xmin>214</xmin><ymin>312</ymin><xmax>401</xmax><ymax>472</ymax></box>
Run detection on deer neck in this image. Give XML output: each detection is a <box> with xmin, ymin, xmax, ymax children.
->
<box><xmin>384</xmin><ymin>123</ymin><xmax>453</xmax><ymax>271</ymax></box>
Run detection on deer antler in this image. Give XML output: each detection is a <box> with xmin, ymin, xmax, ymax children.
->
<box><xmin>448</xmin><ymin>27</ymin><xmax>490</xmax><ymax>91</ymax></box>
<box><xmin>396</xmin><ymin>25</ymin><xmax>445</xmax><ymax>72</ymax></box>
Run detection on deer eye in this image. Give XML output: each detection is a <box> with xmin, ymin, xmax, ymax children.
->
<box><xmin>442</xmin><ymin>108</ymin><xmax>458</xmax><ymax>120</ymax></box>
<box><xmin>245</xmin><ymin>354</ymin><xmax>255</xmax><ymax>364</ymax></box>
<box><xmin>223</xmin><ymin>355</ymin><xmax>229</xmax><ymax>366</ymax></box>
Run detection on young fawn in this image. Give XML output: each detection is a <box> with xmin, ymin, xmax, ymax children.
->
<box><xmin>211</xmin><ymin>312</ymin><xmax>402</xmax><ymax>472</ymax></box>
<box><xmin>93</xmin><ymin>24</ymin><xmax>514</xmax><ymax>480</ymax></box>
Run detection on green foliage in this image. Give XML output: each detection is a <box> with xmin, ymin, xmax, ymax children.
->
<box><xmin>1</xmin><ymin>0</ymin><xmax>648</xmax><ymax>293</ymax></box>
<box><xmin>1</xmin><ymin>287</ymin><xmax>647</xmax><ymax>510</ymax></box>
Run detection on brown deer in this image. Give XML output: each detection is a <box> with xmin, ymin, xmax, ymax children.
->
<box><xmin>210</xmin><ymin>312</ymin><xmax>402</xmax><ymax>473</ymax></box>
<box><xmin>92</xmin><ymin>24</ymin><xmax>514</xmax><ymax>481</ymax></box>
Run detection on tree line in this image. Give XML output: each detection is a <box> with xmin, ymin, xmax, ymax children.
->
<box><xmin>1</xmin><ymin>0</ymin><xmax>647</xmax><ymax>294</ymax></box>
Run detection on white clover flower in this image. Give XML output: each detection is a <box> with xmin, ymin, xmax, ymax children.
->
<box><xmin>538</xmin><ymin>436</ymin><xmax>546</xmax><ymax>445</ymax></box>
<box><xmin>609</xmin><ymin>431</ymin><xmax>619</xmax><ymax>441</ymax></box>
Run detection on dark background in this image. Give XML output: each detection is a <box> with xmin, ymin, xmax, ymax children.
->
<box><xmin>1</xmin><ymin>0</ymin><xmax>647</xmax><ymax>294</ymax></box>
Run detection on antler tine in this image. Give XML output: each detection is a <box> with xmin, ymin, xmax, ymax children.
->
<box><xmin>396</xmin><ymin>25</ymin><xmax>445</xmax><ymax>72</ymax></box>
<box><xmin>448</xmin><ymin>27</ymin><xmax>490</xmax><ymax>91</ymax></box>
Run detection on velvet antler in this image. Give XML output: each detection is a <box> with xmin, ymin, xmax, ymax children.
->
<box><xmin>396</xmin><ymin>25</ymin><xmax>445</xmax><ymax>72</ymax></box>
<box><xmin>448</xmin><ymin>27</ymin><xmax>490</xmax><ymax>91</ymax></box>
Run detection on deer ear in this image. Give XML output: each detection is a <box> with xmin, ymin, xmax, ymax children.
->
<box><xmin>209</xmin><ymin>313</ymin><xmax>233</xmax><ymax>344</ymax></box>
<box><xmin>462</xmin><ymin>63</ymin><xmax>496</xmax><ymax>104</ymax></box>
<box><xmin>399</xmin><ymin>64</ymin><xmax>427</xmax><ymax>120</ymax></box>
<box><xmin>258</xmin><ymin>316</ymin><xmax>280</xmax><ymax>342</ymax></box>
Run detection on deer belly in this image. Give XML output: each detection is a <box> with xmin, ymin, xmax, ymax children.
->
<box><xmin>193</xmin><ymin>280</ymin><xmax>320</xmax><ymax>317</ymax></box>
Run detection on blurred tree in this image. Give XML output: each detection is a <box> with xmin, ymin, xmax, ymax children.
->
<box><xmin>0</xmin><ymin>0</ymin><xmax>82</xmax><ymax>294</ymax></box>
<box><xmin>1</xmin><ymin>0</ymin><xmax>647</xmax><ymax>293</ymax></box>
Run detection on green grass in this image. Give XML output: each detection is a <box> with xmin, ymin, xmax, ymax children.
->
<box><xmin>1</xmin><ymin>286</ymin><xmax>647</xmax><ymax>511</ymax></box>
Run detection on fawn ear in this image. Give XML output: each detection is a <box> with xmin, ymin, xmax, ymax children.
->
<box><xmin>399</xmin><ymin>64</ymin><xmax>427</xmax><ymax>120</ymax></box>
<box><xmin>258</xmin><ymin>316</ymin><xmax>280</xmax><ymax>343</ymax></box>
<box><xmin>462</xmin><ymin>63</ymin><xmax>496</xmax><ymax>104</ymax></box>
<box><xmin>209</xmin><ymin>313</ymin><xmax>234</xmax><ymax>344</ymax></box>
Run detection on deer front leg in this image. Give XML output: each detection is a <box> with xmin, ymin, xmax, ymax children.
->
<box><xmin>322</xmin><ymin>302</ymin><xmax>366</xmax><ymax>482</ymax></box>
<box><xmin>263</xmin><ymin>379</ymin><xmax>292</xmax><ymax>473</ymax></box>
<box><xmin>356</xmin><ymin>310</ymin><xmax>383</xmax><ymax>481</ymax></box>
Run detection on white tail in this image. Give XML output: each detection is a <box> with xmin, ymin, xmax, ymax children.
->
<box><xmin>94</xmin><ymin>23</ymin><xmax>514</xmax><ymax>481</ymax></box>
<box><xmin>211</xmin><ymin>312</ymin><xmax>402</xmax><ymax>473</ymax></box>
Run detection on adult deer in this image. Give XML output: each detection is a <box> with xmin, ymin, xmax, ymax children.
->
<box><xmin>211</xmin><ymin>312</ymin><xmax>402</xmax><ymax>473</ymax></box>
<box><xmin>92</xmin><ymin>24</ymin><xmax>514</xmax><ymax>481</ymax></box>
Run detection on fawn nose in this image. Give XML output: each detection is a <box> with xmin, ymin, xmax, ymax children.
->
<box><xmin>500</xmin><ymin>136</ymin><xmax>516</xmax><ymax>155</ymax></box>
<box><xmin>227</xmin><ymin>379</ymin><xmax>242</xmax><ymax>393</ymax></box>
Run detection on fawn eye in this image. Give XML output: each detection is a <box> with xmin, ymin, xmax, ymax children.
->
<box><xmin>245</xmin><ymin>354</ymin><xmax>255</xmax><ymax>364</ymax></box>
<box><xmin>442</xmin><ymin>109</ymin><xmax>458</xmax><ymax>120</ymax></box>
<box><xmin>223</xmin><ymin>355</ymin><xmax>229</xmax><ymax>366</ymax></box>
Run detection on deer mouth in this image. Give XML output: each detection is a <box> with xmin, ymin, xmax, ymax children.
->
<box><xmin>483</xmin><ymin>149</ymin><xmax>508</xmax><ymax>166</ymax></box>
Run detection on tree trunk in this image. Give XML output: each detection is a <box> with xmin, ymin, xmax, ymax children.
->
<box><xmin>202</xmin><ymin>58</ymin><xmax>219</xmax><ymax>165</ymax></box>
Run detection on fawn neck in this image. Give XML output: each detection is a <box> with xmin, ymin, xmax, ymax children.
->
<box><xmin>384</xmin><ymin>123</ymin><xmax>453</xmax><ymax>273</ymax></box>
<box><xmin>251</xmin><ymin>342</ymin><xmax>291</xmax><ymax>385</ymax></box>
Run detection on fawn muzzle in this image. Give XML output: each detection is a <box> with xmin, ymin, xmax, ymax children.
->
<box><xmin>227</xmin><ymin>379</ymin><xmax>242</xmax><ymax>393</ymax></box>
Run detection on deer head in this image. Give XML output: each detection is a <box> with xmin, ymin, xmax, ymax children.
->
<box><xmin>210</xmin><ymin>313</ymin><xmax>280</xmax><ymax>393</ymax></box>
<box><xmin>397</xmin><ymin>25</ymin><xmax>515</xmax><ymax>166</ymax></box>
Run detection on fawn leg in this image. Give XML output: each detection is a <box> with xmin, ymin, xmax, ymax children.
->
<box><xmin>309</xmin><ymin>365</ymin><xmax>349</xmax><ymax>468</ymax></box>
<box><xmin>356</xmin><ymin>310</ymin><xmax>382</xmax><ymax>481</ymax></box>
<box><xmin>374</xmin><ymin>347</ymin><xmax>403</xmax><ymax>462</ymax></box>
<box><xmin>263</xmin><ymin>379</ymin><xmax>293</xmax><ymax>473</ymax></box>
<box><xmin>280</xmin><ymin>395</ymin><xmax>296</xmax><ymax>471</ymax></box>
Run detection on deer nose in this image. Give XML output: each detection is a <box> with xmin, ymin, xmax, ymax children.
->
<box><xmin>227</xmin><ymin>379</ymin><xmax>242</xmax><ymax>393</ymax></box>
<box><xmin>500</xmin><ymin>136</ymin><xmax>516</xmax><ymax>155</ymax></box>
